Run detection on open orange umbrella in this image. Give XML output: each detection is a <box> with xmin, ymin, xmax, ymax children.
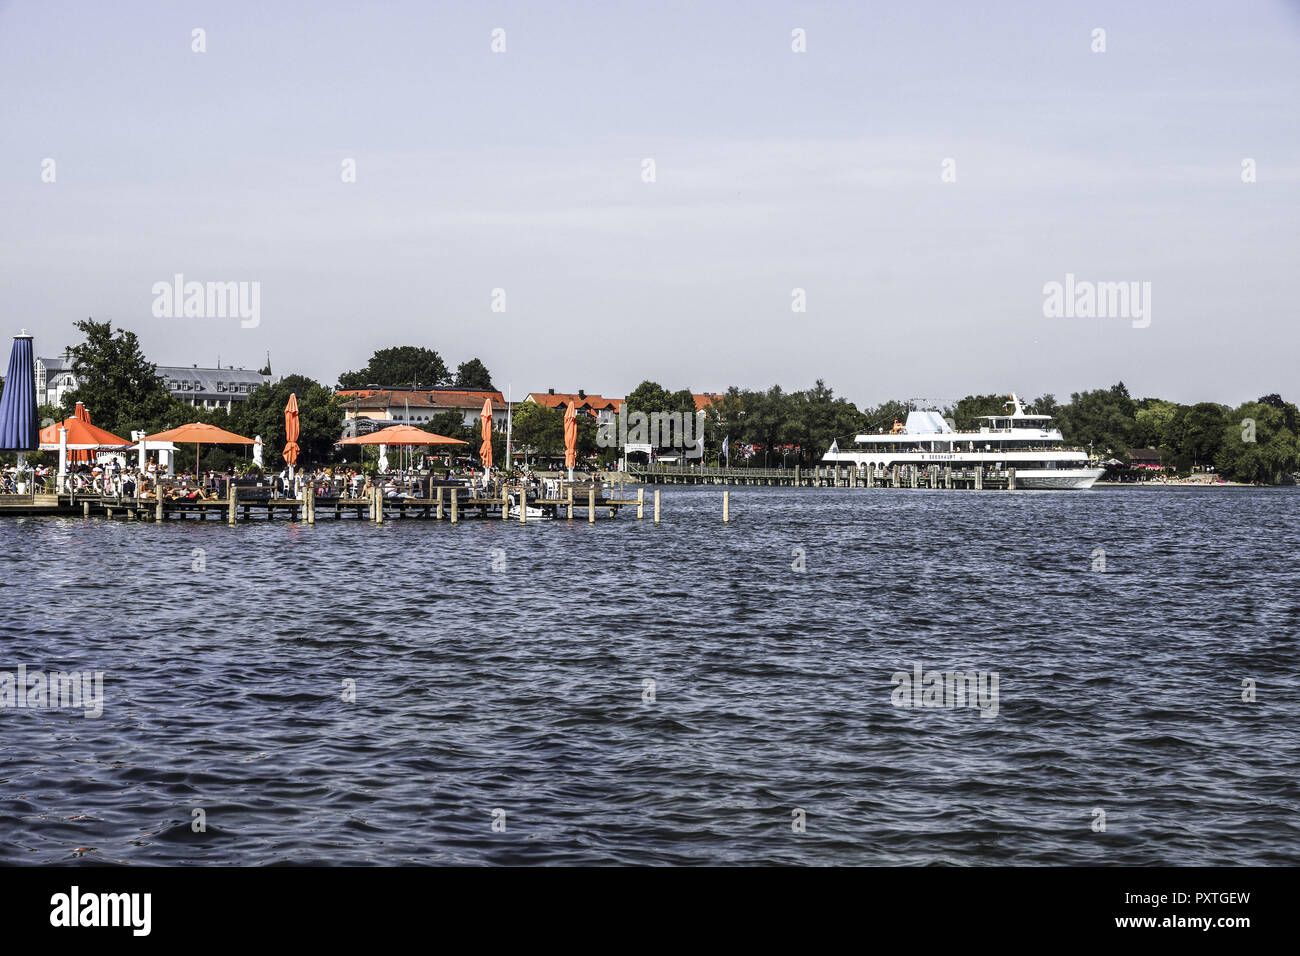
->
<box><xmin>283</xmin><ymin>393</ymin><xmax>300</xmax><ymax>468</ymax></box>
<box><xmin>39</xmin><ymin>416</ymin><xmax>132</xmax><ymax>449</ymax></box>
<box><xmin>563</xmin><ymin>401</ymin><xmax>578</xmax><ymax>473</ymax></box>
<box><xmin>143</xmin><ymin>422</ymin><xmax>255</xmax><ymax>474</ymax></box>
<box><xmin>479</xmin><ymin>398</ymin><xmax>493</xmax><ymax>470</ymax></box>
<box><xmin>338</xmin><ymin>424</ymin><xmax>467</xmax><ymax>446</ymax></box>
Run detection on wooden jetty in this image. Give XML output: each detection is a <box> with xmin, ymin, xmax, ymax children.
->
<box><xmin>631</xmin><ymin>463</ymin><xmax>1021</xmax><ymax>489</ymax></box>
<box><xmin>0</xmin><ymin>481</ymin><xmax>653</xmax><ymax>524</ymax></box>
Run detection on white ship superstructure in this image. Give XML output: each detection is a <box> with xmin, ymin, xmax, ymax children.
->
<box><xmin>822</xmin><ymin>394</ymin><xmax>1103</xmax><ymax>490</ymax></box>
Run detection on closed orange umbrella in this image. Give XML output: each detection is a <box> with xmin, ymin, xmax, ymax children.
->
<box><xmin>479</xmin><ymin>398</ymin><xmax>493</xmax><ymax>470</ymax></box>
<box><xmin>283</xmin><ymin>393</ymin><xmax>300</xmax><ymax>468</ymax></box>
<box><xmin>563</xmin><ymin>401</ymin><xmax>578</xmax><ymax>473</ymax></box>
<box><xmin>71</xmin><ymin>401</ymin><xmax>92</xmax><ymax>463</ymax></box>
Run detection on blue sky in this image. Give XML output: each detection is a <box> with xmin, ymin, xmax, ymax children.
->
<box><xmin>2</xmin><ymin>0</ymin><xmax>1297</xmax><ymax>406</ymax></box>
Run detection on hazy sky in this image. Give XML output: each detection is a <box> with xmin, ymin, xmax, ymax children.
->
<box><xmin>2</xmin><ymin>1</ymin><xmax>1297</xmax><ymax>408</ymax></box>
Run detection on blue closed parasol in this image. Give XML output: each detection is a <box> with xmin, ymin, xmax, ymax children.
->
<box><xmin>0</xmin><ymin>331</ymin><xmax>38</xmax><ymax>453</ymax></box>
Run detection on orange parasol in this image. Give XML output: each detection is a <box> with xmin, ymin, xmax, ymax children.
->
<box><xmin>563</xmin><ymin>401</ymin><xmax>578</xmax><ymax>471</ymax></box>
<box><xmin>479</xmin><ymin>398</ymin><xmax>493</xmax><ymax>470</ymax></box>
<box><xmin>283</xmin><ymin>393</ymin><xmax>300</xmax><ymax>468</ymax></box>
<box><xmin>38</xmin><ymin>416</ymin><xmax>132</xmax><ymax>450</ymax></box>
<box><xmin>71</xmin><ymin>401</ymin><xmax>92</xmax><ymax>463</ymax></box>
<box><xmin>338</xmin><ymin>424</ymin><xmax>467</xmax><ymax>446</ymax></box>
<box><xmin>143</xmin><ymin>422</ymin><xmax>255</xmax><ymax>474</ymax></box>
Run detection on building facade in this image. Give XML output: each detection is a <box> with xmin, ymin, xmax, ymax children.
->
<box><xmin>337</xmin><ymin>388</ymin><xmax>508</xmax><ymax>429</ymax></box>
<box><xmin>35</xmin><ymin>358</ymin><xmax>267</xmax><ymax>412</ymax></box>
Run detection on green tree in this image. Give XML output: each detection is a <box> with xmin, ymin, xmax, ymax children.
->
<box><xmin>61</xmin><ymin>317</ymin><xmax>196</xmax><ymax>437</ymax></box>
<box><xmin>229</xmin><ymin>374</ymin><xmax>343</xmax><ymax>469</ymax></box>
<box><xmin>453</xmin><ymin>358</ymin><xmax>495</xmax><ymax>391</ymax></box>
<box><xmin>512</xmin><ymin>401</ymin><xmax>564</xmax><ymax>456</ymax></box>
<box><xmin>947</xmin><ymin>394</ymin><xmax>1009</xmax><ymax>430</ymax></box>
<box><xmin>1215</xmin><ymin>401</ymin><xmax>1299</xmax><ymax>483</ymax></box>
<box><xmin>625</xmin><ymin>380</ymin><xmax>673</xmax><ymax>416</ymax></box>
<box><xmin>1055</xmin><ymin>383</ymin><xmax>1138</xmax><ymax>456</ymax></box>
<box><xmin>338</xmin><ymin>346</ymin><xmax>451</xmax><ymax>389</ymax></box>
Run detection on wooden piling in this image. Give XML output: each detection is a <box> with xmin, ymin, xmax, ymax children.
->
<box><xmin>306</xmin><ymin>481</ymin><xmax>315</xmax><ymax>524</ymax></box>
<box><xmin>228</xmin><ymin>487</ymin><xmax>237</xmax><ymax>526</ymax></box>
<box><xmin>518</xmin><ymin>486</ymin><xmax>526</xmax><ymax>523</ymax></box>
<box><xmin>375</xmin><ymin>486</ymin><xmax>383</xmax><ymax>524</ymax></box>
<box><xmin>1008</xmin><ymin>467</ymin><xmax>1016</xmax><ymax>491</ymax></box>
<box><xmin>83</xmin><ymin>501</ymin><xmax>90</xmax><ymax>517</ymax></box>
<box><xmin>637</xmin><ymin>487</ymin><xmax>644</xmax><ymax>520</ymax></box>
<box><xmin>436</xmin><ymin>486</ymin><xmax>443</xmax><ymax>520</ymax></box>
<box><xmin>450</xmin><ymin>489</ymin><xmax>459</xmax><ymax>524</ymax></box>
<box><xmin>975</xmin><ymin>466</ymin><xmax>983</xmax><ymax>490</ymax></box>
<box><xmin>654</xmin><ymin>489</ymin><xmax>660</xmax><ymax>524</ymax></box>
<box><xmin>723</xmin><ymin>490</ymin><xmax>730</xmax><ymax>523</ymax></box>
<box><xmin>588</xmin><ymin>486</ymin><xmax>595</xmax><ymax>524</ymax></box>
<box><xmin>155</xmin><ymin>496</ymin><xmax>163</xmax><ymax>522</ymax></box>
<box><xmin>567</xmin><ymin>486</ymin><xmax>573</xmax><ymax>520</ymax></box>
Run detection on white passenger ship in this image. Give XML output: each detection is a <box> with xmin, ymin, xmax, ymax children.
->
<box><xmin>822</xmin><ymin>394</ymin><xmax>1104</xmax><ymax>490</ymax></box>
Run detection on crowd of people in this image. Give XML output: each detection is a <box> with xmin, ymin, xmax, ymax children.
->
<box><xmin>4</xmin><ymin>456</ymin><xmax>607</xmax><ymax>500</ymax></box>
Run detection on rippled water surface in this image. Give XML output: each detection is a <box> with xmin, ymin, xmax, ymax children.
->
<box><xmin>2</xmin><ymin>485</ymin><xmax>1297</xmax><ymax>865</ymax></box>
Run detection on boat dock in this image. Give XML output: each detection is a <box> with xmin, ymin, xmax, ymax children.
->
<box><xmin>0</xmin><ymin>481</ymin><xmax>655</xmax><ymax>524</ymax></box>
<box><xmin>632</xmin><ymin>463</ymin><xmax>1025</xmax><ymax>489</ymax></box>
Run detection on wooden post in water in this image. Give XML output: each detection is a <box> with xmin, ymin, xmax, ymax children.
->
<box><xmin>945</xmin><ymin>466</ymin><xmax>952</xmax><ymax>490</ymax></box>
<box><xmin>307</xmin><ymin>481</ymin><xmax>316</xmax><ymax>524</ymax></box>
<box><xmin>519</xmin><ymin>486</ymin><xmax>527</xmax><ymax>523</ymax></box>
<box><xmin>723</xmin><ymin>490</ymin><xmax>730</xmax><ymax>523</ymax></box>
<box><xmin>637</xmin><ymin>487</ymin><xmax>644</xmax><ymax>520</ymax></box>
<box><xmin>892</xmin><ymin>465</ymin><xmax>900</xmax><ymax>488</ymax></box>
<box><xmin>436</xmin><ymin>486</ymin><xmax>444</xmax><ymax>520</ymax></box>
<box><xmin>83</xmin><ymin>501</ymin><xmax>90</xmax><ymax>517</ymax></box>
<box><xmin>375</xmin><ymin>486</ymin><xmax>384</xmax><ymax>524</ymax></box>
<box><xmin>588</xmin><ymin>486</ymin><xmax>596</xmax><ymax>524</ymax></box>
<box><xmin>1007</xmin><ymin>467</ymin><xmax>1016</xmax><ymax>491</ymax></box>
<box><xmin>975</xmin><ymin>466</ymin><xmax>983</xmax><ymax>490</ymax></box>
<box><xmin>567</xmin><ymin>486</ymin><xmax>573</xmax><ymax>520</ymax></box>
<box><xmin>228</xmin><ymin>486</ymin><xmax>237</xmax><ymax>526</ymax></box>
<box><xmin>155</xmin><ymin>496</ymin><xmax>163</xmax><ymax>522</ymax></box>
<box><xmin>450</xmin><ymin>488</ymin><xmax>459</xmax><ymax>524</ymax></box>
<box><xmin>654</xmin><ymin>489</ymin><xmax>661</xmax><ymax>524</ymax></box>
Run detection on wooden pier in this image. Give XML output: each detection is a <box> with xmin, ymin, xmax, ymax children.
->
<box><xmin>0</xmin><ymin>481</ymin><xmax>649</xmax><ymax>524</ymax></box>
<box><xmin>631</xmin><ymin>463</ymin><xmax>1020</xmax><ymax>489</ymax></box>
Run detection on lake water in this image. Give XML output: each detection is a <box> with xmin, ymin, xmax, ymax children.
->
<box><xmin>1</xmin><ymin>485</ymin><xmax>1297</xmax><ymax>865</ymax></box>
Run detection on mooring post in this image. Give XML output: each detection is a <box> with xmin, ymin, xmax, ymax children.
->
<box><xmin>637</xmin><ymin>487</ymin><xmax>644</xmax><ymax>520</ymax></box>
<box><xmin>450</xmin><ymin>488</ymin><xmax>459</xmax><ymax>524</ymax></box>
<box><xmin>723</xmin><ymin>490</ymin><xmax>730</xmax><ymax>523</ymax></box>
<box><xmin>375</xmin><ymin>486</ymin><xmax>383</xmax><ymax>524</ymax></box>
<box><xmin>588</xmin><ymin>486</ymin><xmax>596</xmax><ymax>524</ymax></box>
<box><xmin>975</xmin><ymin>466</ymin><xmax>983</xmax><ymax>490</ymax></box>
<box><xmin>228</xmin><ymin>485</ymin><xmax>237</xmax><ymax>525</ymax></box>
<box><xmin>83</xmin><ymin>501</ymin><xmax>90</xmax><ymax>517</ymax></box>
<box><xmin>307</xmin><ymin>481</ymin><xmax>316</xmax><ymax>525</ymax></box>
<box><xmin>1008</xmin><ymin>467</ymin><xmax>1016</xmax><ymax>491</ymax></box>
<box><xmin>436</xmin><ymin>486</ymin><xmax>443</xmax><ymax>520</ymax></box>
<box><xmin>654</xmin><ymin>489</ymin><xmax>661</xmax><ymax>524</ymax></box>
<box><xmin>519</xmin><ymin>486</ymin><xmax>527</xmax><ymax>524</ymax></box>
<box><xmin>155</xmin><ymin>496</ymin><xmax>163</xmax><ymax>522</ymax></box>
<box><xmin>567</xmin><ymin>485</ymin><xmax>573</xmax><ymax>520</ymax></box>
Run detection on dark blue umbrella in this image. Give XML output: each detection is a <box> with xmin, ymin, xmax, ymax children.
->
<box><xmin>0</xmin><ymin>331</ymin><xmax>38</xmax><ymax>452</ymax></box>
